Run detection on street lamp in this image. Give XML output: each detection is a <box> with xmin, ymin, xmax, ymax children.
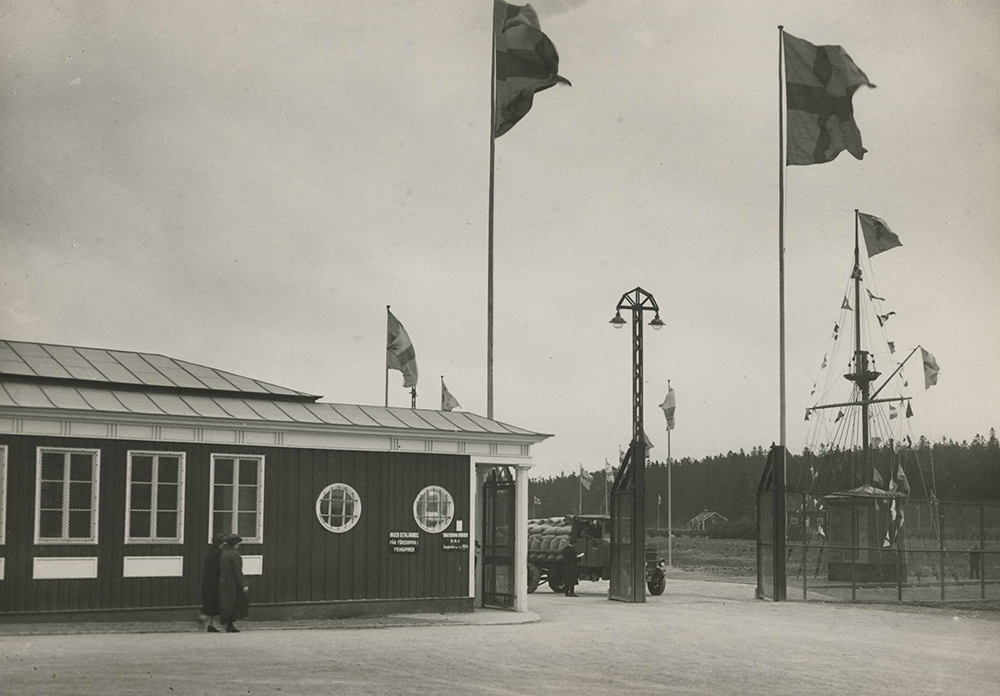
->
<box><xmin>609</xmin><ymin>287</ymin><xmax>663</xmax><ymax>603</ymax></box>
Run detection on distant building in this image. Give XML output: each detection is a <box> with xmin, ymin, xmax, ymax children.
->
<box><xmin>687</xmin><ymin>509</ymin><xmax>728</xmax><ymax>532</ymax></box>
<box><xmin>0</xmin><ymin>340</ymin><xmax>549</xmax><ymax>622</ymax></box>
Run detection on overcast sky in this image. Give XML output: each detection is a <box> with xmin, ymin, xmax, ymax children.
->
<box><xmin>2</xmin><ymin>1</ymin><xmax>998</xmax><ymax>479</ymax></box>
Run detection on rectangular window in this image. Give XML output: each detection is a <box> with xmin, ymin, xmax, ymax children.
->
<box><xmin>126</xmin><ymin>451</ymin><xmax>186</xmax><ymax>543</ymax></box>
<box><xmin>0</xmin><ymin>446</ymin><xmax>7</xmax><ymax>545</ymax></box>
<box><xmin>35</xmin><ymin>448</ymin><xmax>100</xmax><ymax>544</ymax></box>
<box><xmin>209</xmin><ymin>454</ymin><xmax>264</xmax><ymax>543</ymax></box>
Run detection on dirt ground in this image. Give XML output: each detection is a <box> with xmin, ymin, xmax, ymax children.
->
<box><xmin>1</xmin><ymin>577</ymin><xmax>998</xmax><ymax>695</ymax></box>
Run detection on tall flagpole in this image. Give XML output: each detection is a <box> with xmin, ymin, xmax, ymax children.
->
<box><xmin>487</xmin><ymin>5</ymin><xmax>497</xmax><ymax>420</ymax></box>
<box><xmin>778</xmin><ymin>26</ymin><xmax>787</xmax><ymax>463</ymax></box>
<box><xmin>385</xmin><ymin>305</ymin><xmax>391</xmax><ymax>407</ymax></box>
<box><xmin>667</xmin><ymin>418</ymin><xmax>673</xmax><ymax>567</ymax></box>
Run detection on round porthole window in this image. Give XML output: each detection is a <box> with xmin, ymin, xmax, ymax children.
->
<box><xmin>413</xmin><ymin>485</ymin><xmax>454</xmax><ymax>533</ymax></box>
<box><xmin>316</xmin><ymin>483</ymin><xmax>362</xmax><ymax>533</ymax></box>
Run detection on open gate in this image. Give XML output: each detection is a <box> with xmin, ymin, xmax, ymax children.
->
<box><xmin>482</xmin><ymin>465</ymin><xmax>516</xmax><ymax>609</ymax></box>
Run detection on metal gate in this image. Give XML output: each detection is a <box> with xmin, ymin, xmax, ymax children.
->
<box><xmin>482</xmin><ymin>466</ymin><xmax>516</xmax><ymax>609</ymax></box>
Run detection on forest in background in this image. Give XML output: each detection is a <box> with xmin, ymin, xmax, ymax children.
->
<box><xmin>529</xmin><ymin>430</ymin><xmax>1000</xmax><ymax>535</ymax></box>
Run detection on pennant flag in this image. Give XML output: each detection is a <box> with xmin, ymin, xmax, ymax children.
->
<box><xmin>877</xmin><ymin>311</ymin><xmax>896</xmax><ymax>326</ymax></box>
<box><xmin>906</xmin><ymin>435</ymin><xmax>913</xmax><ymax>448</ymax></box>
<box><xmin>644</xmin><ymin>430</ymin><xmax>655</xmax><ymax>452</ymax></box>
<box><xmin>494</xmin><ymin>1</ymin><xmax>570</xmax><ymax>138</ymax></box>
<box><xmin>883</xmin><ymin>529</ymin><xmax>891</xmax><ymax>548</ymax></box>
<box><xmin>387</xmin><ymin>309</ymin><xmax>418</xmax><ymax>388</ymax></box>
<box><xmin>867</xmin><ymin>288</ymin><xmax>886</xmax><ymax>302</ymax></box>
<box><xmin>873</xmin><ymin>466</ymin><xmax>884</xmax><ymax>486</ymax></box>
<box><xmin>889</xmin><ymin>404</ymin><xmax>897</xmax><ymax>419</ymax></box>
<box><xmin>817</xmin><ymin>521</ymin><xmax>826</xmax><ymax>539</ymax></box>
<box><xmin>441</xmin><ymin>378</ymin><xmax>461</xmax><ymax>411</ymax></box>
<box><xmin>533</xmin><ymin>496</ymin><xmax>541</xmax><ymax>505</ymax></box>
<box><xmin>810</xmin><ymin>381</ymin><xmax>816</xmax><ymax>396</ymax></box>
<box><xmin>920</xmin><ymin>347</ymin><xmax>940</xmax><ymax>388</ymax></box>
<box><xmin>604</xmin><ymin>458</ymin><xmax>613</xmax><ymax>475</ymax></box>
<box><xmin>810</xmin><ymin>464</ymin><xmax>818</xmax><ymax>482</ymax></box>
<box><xmin>659</xmin><ymin>386</ymin><xmax>676</xmax><ymax>431</ymax></box>
<box><xmin>892</xmin><ymin>438</ymin><xmax>901</xmax><ymax>453</ymax></box>
<box><xmin>832</xmin><ymin>323</ymin><xmax>840</xmax><ymax>340</ymax></box>
<box><xmin>619</xmin><ymin>447</ymin><xmax>625</xmax><ymax>464</ymax></box>
<box><xmin>821</xmin><ymin>353</ymin><xmax>828</xmax><ymax>369</ymax></box>
<box><xmin>804</xmin><ymin>409</ymin><xmax>811</xmax><ymax>422</ymax></box>
<box><xmin>888</xmin><ymin>341</ymin><xmax>895</xmax><ymax>354</ymax></box>
<box><xmin>906</xmin><ymin>402</ymin><xmax>914</xmax><ymax>418</ymax></box>
<box><xmin>841</xmin><ymin>296</ymin><xmax>852</xmax><ymax>311</ymax></box>
<box><xmin>834</xmin><ymin>410</ymin><xmax>845</xmax><ymax>423</ymax></box>
<box><xmin>783</xmin><ymin>32</ymin><xmax>874</xmax><ymax>165</ymax></box>
<box><xmin>896</xmin><ymin>463</ymin><xmax>910</xmax><ymax>496</ymax></box>
<box><xmin>851</xmin><ymin>264</ymin><xmax>862</xmax><ymax>281</ymax></box>
<box><xmin>858</xmin><ymin>213</ymin><xmax>902</xmax><ymax>257</ymax></box>
<box><xmin>579</xmin><ymin>465</ymin><xmax>593</xmax><ymax>490</ymax></box>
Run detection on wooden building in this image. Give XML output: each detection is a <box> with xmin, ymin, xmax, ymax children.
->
<box><xmin>0</xmin><ymin>340</ymin><xmax>548</xmax><ymax>622</ymax></box>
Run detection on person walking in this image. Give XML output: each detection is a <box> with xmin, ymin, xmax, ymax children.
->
<box><xmin>218</xmin><ymin>534</ymin><xmax>249</xmax><ymax>633</ymax></box>
<box><xmin>561</xmin><ymin>538</ymin><xmax>580</xmax><ymax>597</ymax></box>
<box><xmin>199</xmin><ymin>533</ymin><xmax>225</xmax><ymax>632</ymax></box>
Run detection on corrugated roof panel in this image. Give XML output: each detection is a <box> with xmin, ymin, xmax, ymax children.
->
<box><xmin>147</xmin><ymin>393</ymin><xmax>200</xmax><ymax>417</ymax></box>
<box><xmin>439</xmin><ymin>411</ymin><xmax>489</xmax><ymax>432</ymax></box>
<box><xmin>109</xmin><ymin>352</ymin><xmax>174</xmax><ymax>387</ymax></box>
<box><xmin>0</xmin><ymin>385</ymin><xmax>18</xmax><ymax>407</ymax></box>
<box><xmin>75</xmin><ymin>347</ymin><xmax>116</xmax><ymax>363</ymax></box>
<box><xmin>219</xmin><ymin>373</ymin><xmax>268</xmax><ymax>393</ymax></box>
<box><xmin>196</xmin><ymin>375</ymin><xmax>242</xmax><ymax>392</ymax></box>
<box><xmin>328</xmin><ymin>404</ymin><xmax>381</xmax><ymax>427</ymax></box>
<box><xmin>0</xmin><ymin>342</ymin><xmax>23</xmax><ymax>361</ymax></box>
<box><xmin>42</xmin><ymin>345</ymin><xmax>92</xmax><ymax>367</ymax></box>
<box><xmin>0</xmin><ymin>359</ymin><xmax>35</xmax><ymax>376</ymax></box>
<box><xmin>39</xmin><ymin>385</ymin><xmax>91</xmax><ymax>410</ymax></box>
<box><xmin>179</xmin><ymin>395</ymin><xmax>232</xmax><ymax>419</ymax></box>
<box><xmin>255</xmin><ymin>382</ymin><xmax>299</xmax><ymax>396</ymax></box>
<box><xmin>358</xmin><ymin>406</ymin><xmax>408</xmax><ymax>428</ymax></box>
<box><xmin>212</xmin><ymin>398</ymin><xmax>264</xmax><ymax>420</ymax></box>
<box><xmin>112</xmin><ymin>391</ymin><xmax>166</xmax><ymax>414</ymax></box>
<box><xmin>409</xmin><ymin>410</ymin><xmax>461</xmax><ymax>431</ymax></box>
<box><xmin>62</xmin><ymin>364</ymin><xmax>107</xmax><ymax>381</ymax></box>
<box><xmin>243</xmin><ymin>400</ymin><xmax>293</xmax><ymax>421</ymax></box>
<box><xmin>273</xmin><ymin>401</ymin><xmax>323</xmax><ymax>423</ymax></box>
<box><xmin>3</xmin><ymin>382</ymin><xmax>55</xmax><ymax>408</ymax></box>
<box><xmin>155</xmin><ymin>366</ymin><xmax>207</xmax><ymax>390</ymax></box>
<box><xmin>7</xmin><ymin>341</ymin><xmax>50</xmax><ymax>358</ymax></box>
<box><xmin>465</xmin><ymin>413</ymin><xmax>530</xmax><ymax>435</ymax></box>
<box><xmin>172</xmin><ymin>360</ymin><xmax>218</xmax><ymax>378</ymax></box>
<box><xmin>386</xmin><ymin>408</ymin><xmax>439</xmax><ymax>430</ymax></box>
<box><xmin>302</xmin><ymin>403</ymin><xmax>353</xmax><ymax>425</ymax></box>
<box><xmin>20</xmin><ymin>355</ymin><xmax>73</xmax><ymax>379</ymax></box>
<box><xmin>77</xmin><ymin>389</ymin><xmax>129</xmax><ymax>412</ymax></box>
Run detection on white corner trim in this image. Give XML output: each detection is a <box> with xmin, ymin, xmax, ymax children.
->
<box><xmin>0</xmin><ymin>557</ymin><xmax>5</xmax><ymax>581</ymax></box>
<box><xmin>243</xmin><ymin>555</ymin><xmax>263</xmax><ymax>576</ymax></box>
<box><xmin>122</xmin><ymin>556</ymin><xmax>184</xmax><ymax>578</ymax></box>
<box><xmin>33</xmin><ymin>556</ymin><xmax>98</xmax><ymax>580</ymax></box>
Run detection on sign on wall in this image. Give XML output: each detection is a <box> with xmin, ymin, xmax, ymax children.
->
<box><xmin>442</xmin><ymin>531</ymin><xmax>469</xmax><ymax>551</ymax></box>
<box><xmin>389</xmin><ymin>531</ymin><xmax>419</xmax><ymax>554</ymax></box>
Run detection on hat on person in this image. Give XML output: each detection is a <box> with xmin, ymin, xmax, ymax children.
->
<box><xmin>225</xmin><ymin>534</ymin><xmax>242</xmax><ymax>545</ymax></box>
<box><xmin>212</xmin><ymin>533</ymin><xmax>226</xmax><ymax>545</ymax></box>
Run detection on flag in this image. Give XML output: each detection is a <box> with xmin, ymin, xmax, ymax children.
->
<box><xmin>858</xmin><ymin>213</ymin><xmax>902</xmax><ymax>257</ymax></box>
<box><xmin>832</xmin><ymin>323</ymin><xmax>839</xmax><ymax>340</ymax></box>
<box><xmin>604</xmin><ymin>458</ymin><xmax>613</xmax><ymax>475</ymax></box>
<box><xmin>659</xmin><ymin>386</ymin><xmax>676</xmax><ymax>431</ymax></box>
<box><xmin>644</xmin><ymin>430</ymin><xmax>654</xmax><ymax>452</ymax></box>
<box><xmin>877</xmin><ymin>311</ymin><xmax>896</xmax><ymax>326</ymax></box>
<box><xmin>821</xmin><ymin>353</ymin><xmax>828</xmax><ymax>369</ymax></box>
<box><xmin>441</xmin><ymin>378</ymin><xmax>460</xmax><ymax>411</ymax></box>
<box><xmin>920</xmin><ymin>347</ymin><xmax>940</xmax><ymax>388</ymax></box>
<box><xmin>888</xmin><ymin>341</ymin><xmax>895</xmax><ymax>354</ymax></box>
<box><xmin>804</xmin><ymin>409</ymin><xmax>811</xmax><ymax>422</ymax></box>
<box><xmin>834</xmin><ymin>410</ymin><xmax>844</xmax><ymax>423</ymax></box>
<box><xmin>841</xmin><ymin>296</ymin><xmax>852</xmax><ymax>311</ymax></box>
<box><xmin>579</xmin><ymin>465</ymin><xmax>593</xmax><ymax>490</ymax></box>
<box><xmin>896</xmin><ymin>463</ymin><xmax>910</xmax><ymax>496</ymax></box>
<box><xmin>783</xmin><ymin>32</ymin><xmax>875</xmax><ymax>165</ymax></box>
<box><xmin>906</xmin><ymin>402</ymin><xmax>914</xmax><ymax>418</ymax></box>
<box><xmin>873</xmin><ymin>466</ymin><xmax>883</xmax><ymax>486</ymax></box>
<box><xmin>867</xmin><ymin>288</ymin><xmax>886</xmax><ymax>302</ymax></box>
<box><xmin>619</xmin><ymin>447</ymin><xmax>625</xmax><ymax>464</ymax></box>
<box><xmin>533</xmin><ymin>496</ymin><xmax>541</xmax><ymax>505</ymax></box>
<box><xmin>386</xmin><ymin>309</ymin><xmax>418</xmax><ymax>388</ymax></box>
<box><xmin>889</xmin><ymin>404</ymin><xmax>897</xmax><ymax>419</ymax></box>
<box><xmin>494</xmin><ymin>1</ymin><xmax>570</xmax><ymax>138</ymax></box>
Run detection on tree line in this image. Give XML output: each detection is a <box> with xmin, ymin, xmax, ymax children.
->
<box><xmin>529</xmin><ymin>430</ymin><xmax>1000</xmax><ymax>531</ymax></box>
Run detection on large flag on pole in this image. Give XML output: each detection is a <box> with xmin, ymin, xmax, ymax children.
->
<box><xmin>441</xmin><ymin>378</ymin><xmax>460</xmax><ymax>411</ymax></box>
<box><xmin>386</xmin><ymin>310</ymin><xmax>418</xmax><ymax>388</ymax></box>
<box><xmin>920</xmin><ymin>347</ymin><xmax>940</xmax><ymax>388</ymax></box>
<box><xmin>858</xmin><ymin>213</ymin><xmax>902</xmax><ymax>257</ymax></box>
<box><xmin>783</xmin><ymin>32</ymin><xmax>874</xmax><ymax>165</ymax></box>
<box><xmin>494</xmin><ymin>0</ymin><xmax>570</xmax><ymax>137</ymax></box>
<box><xmin>579</xmin><ymin>465</ymin><xmax>593</xmax><ymax>491</ymax></box>
<box><xmin>659</xmin><ymin>386</ymin><xmax>676</xmax><ymax>431</ymax></box>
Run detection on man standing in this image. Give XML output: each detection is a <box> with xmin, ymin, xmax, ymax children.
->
<box><xmin>218</xmin><ymin>534</ymin><xmax>249</xmax><ymax>633</ymax></box>
<box><xmin>561</xmin><ymin>538</ymin><xmax>580</xmax><ymax>597</ymax></box>
<box><xmin>199</xmin><ymin>533</ymin><xmax>225</xmax><ymax>632</ymax></box>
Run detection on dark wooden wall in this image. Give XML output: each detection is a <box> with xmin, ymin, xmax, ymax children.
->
<box><xmin>0</xmin><ymin>435</ymin><xmax>470</xmax><ymax>615</ymax></box>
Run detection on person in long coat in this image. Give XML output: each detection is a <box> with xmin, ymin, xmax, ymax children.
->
<box><xmin>218</xmin><ymin>534</ymin><xmax>249</xmax><ymax>632</ymax></box>
<box><xmin>199</xmin><ymin>533</ymin><xmax>225</xmax><ymax>632</ymax></box>
<box><xmin>561</xmin><ymin>538</ymin><xmax>580</xmax><ymax>597</ymax></box>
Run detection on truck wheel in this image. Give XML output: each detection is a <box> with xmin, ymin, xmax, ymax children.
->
<box><xmin>647</xmin><ymin>570</ymin><xmax>666</xmax><ymax>596</ymax></box>
<box><xmin>548</xmin><ymin>569</ymin><xmax>565</xmax><ymax>593</ymax></box>
<box><xmin>527</xmin><ymin>563</ymin><xmax>541</xmax><ymax>594</ymax></box>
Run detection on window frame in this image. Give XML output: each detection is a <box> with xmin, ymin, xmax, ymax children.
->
<box><xmin>124</xmin><ymin>450</ymin><xmax>186</xmax><ymax>544</ymax></box>
<box><xmin>412</xmin><ymin>485</ymin><xmax>455</xmax><ymax>534</ymax></box>
<box><xmin>315</xmin><ymin>483</ymin><xmax>362</xmax><ymax>534</ymax></box>
<box><xmin>34</xmin><ymin>447</ymin><xmax>101</xmax><ymax>545</ymax></box>
<box><xmin>208</xmin><ymin>453</ymin><xmax>265</xmax><ymax>544</ymax></box>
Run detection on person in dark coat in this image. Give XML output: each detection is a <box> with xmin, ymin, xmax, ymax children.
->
<box><xmin>561</xmin><ymin>538</ymin><xmax>580</xmax><ymax>597</ymax></box>
<box><xmin>218</xmin><ymin>534</ymin><xmax>249</xmax><ymax>633</ymax></box>
<box><xmin>199</xmin><ymin>533</ymin><xmax>225</xmax><ymax>632</ymax></box>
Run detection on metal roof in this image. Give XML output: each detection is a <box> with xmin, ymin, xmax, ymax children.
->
<box><xmin>0</xmin><ymin>340</ymin><xmax>319</xmax><ymax>400</ymax></box>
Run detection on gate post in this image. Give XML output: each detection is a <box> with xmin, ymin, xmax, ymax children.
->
<box><xmin>773</xmin><ymin>445</ymin><xmax>787</xmax><ymax>601</ymax></box>
<box><xmin>514</xmin><ymin>464</ymin><xmax>529</xmax><ymax>612</ymax></box>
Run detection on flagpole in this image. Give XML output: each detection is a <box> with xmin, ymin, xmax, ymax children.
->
<box><xmin>579</xmin><ymin>466</ymin><xmax>582</xmax><ymax>514</ymax></box>
<box><xmin>668</xmin><ymin>423</ymin><xmax>673</xmax><ymax>567</ymax></box>
<box><xmin>487</xmin><ymin>5</ymin><xmax>497</xmax><ymax>420</ymax></box>
<box><xmin>385</xmin><ymin>305</ymin><xmax>391</xmax><ymax>407</ymax></box>
<box><xmin>777</xmin><ymin>25</ymin><xmax>787</xmax><ymax>453</ymax></box>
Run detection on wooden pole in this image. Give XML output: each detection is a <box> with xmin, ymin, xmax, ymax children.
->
<box><xmin>487</xmin><ymin>5</ymin><xmax>497</xmax><ymax>420</ymax></box>
<box><xmin>385</xmin><ymin>305</ymin><xmax>390</xmax><ymax>407</ymax></box>
<box><xmin>668</xmin><ymin>426</ymin><xmax>673</xmax><ymax>567</ymax></box>
<box><xmin>778</xmin><ymin>25</ymin><xmax>787</xmax><ymax>453</ymax></box>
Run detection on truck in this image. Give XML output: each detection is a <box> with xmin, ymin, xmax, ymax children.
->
<box><xmin>526</xmin><ymin>514</ymin><xmax>666</xmax><ymax>596</ymax></box>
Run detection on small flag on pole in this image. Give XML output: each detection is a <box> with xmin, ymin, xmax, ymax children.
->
<box><xmin>821</xmin><ymin>353</ymin><xmax>828</xmax><ymax>369</ymax></box>
<box><xmin>579</xmin><ymin>465</ymin><xmax>593</xmax><ymax>491</ymax></box>
<box><xmin>832</xmin><ymin>323</ymin><xmax>840</xmax><ymax>340</ymax></box>
<box><xmin>834</xmin><ymin>410</ymin><xmax>845</xmax><ymax>423</ymax></box>
<box><xmin>906</xmin><ymin>402</ymin><xmax>914</xmax><ymax>418</ymax></box>
<box><xmin>920</xmin><ymin>347</ymin><xmax>940</xmax><ymax>389</ymax></box>
<box><xmin>619</xmin><ymin>447</ymin><xmax>625</xmax><ymax>464</ymax></box>
<box><xmin>387</xmin><ymin>309</ymin><xmax>418</xmax><ymax>388</ymax></box>
<box><xmin>533</xmin><ymin>496</ymin><xmax>541</xmax><ymax>505</ymax></box>
<box><xmin>896</xmin><ymin>463</ymin><xmax>910</xmax><ymax>496</ymax></box>
<box><xmin>604</xmin><ymin>458</ymin><xmax>613</xmax><ymax>475</ymax></box>
<box><xmin>659</xmin><ymin>386</ymin><xmax>676</xmax><ymax>431</ymax></box>
<box><xmin>494</xmin><ymin>0</ymin><xmax>570</xmax><ymax>137</ymax></box>
<box><xmin>783</xmin><ymin>32</ymin><xmax>875</xmax><ymax>165</ymax></box>
<box><xmin>867</xmin><ymin>288</ymin><xmax>886</xmax><ymax>302</ymax></box>
<box><xmin>859</xmin><ymin>213</ymin><xmax>902</xmax><ymax>257</ymax></box>
<box><xmin>841</xmin><ymin>296</ymin><xmax>852</xmax><ymax>311</ymax></box>
<box><xmin>441</xmin><ymin>378</ymin><xmax>461</xmax><ymax>411</ymax></box>
<box><xmin>873</xmin><ymin>466</ymin><xmax>884</xmax><ymax>487</ymax></box>
<box><xmin>877</xmin><ymin>311</ymin><xmax>896</xmax><ymax>326</ymax></box>
<box><xmin>889</xmin><ymin>404</ymin><xmax>897</xmax><ymax>419</ymax></box>
<box><xmin>888</xmin><ymin>341</ymin><xmax>895</xmax><ymax>354</ymax></box>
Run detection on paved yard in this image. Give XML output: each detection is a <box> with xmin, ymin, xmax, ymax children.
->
<box><xmin>1</xmin><ymin>578</ymin><xmax>998</xmax><ymax>695</ymax></box>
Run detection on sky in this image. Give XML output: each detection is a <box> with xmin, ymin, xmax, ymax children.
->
<box><xmin>2</xmin><ymin>1</ymin><xmax>998</xmax><ymax>480</ymax></box>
